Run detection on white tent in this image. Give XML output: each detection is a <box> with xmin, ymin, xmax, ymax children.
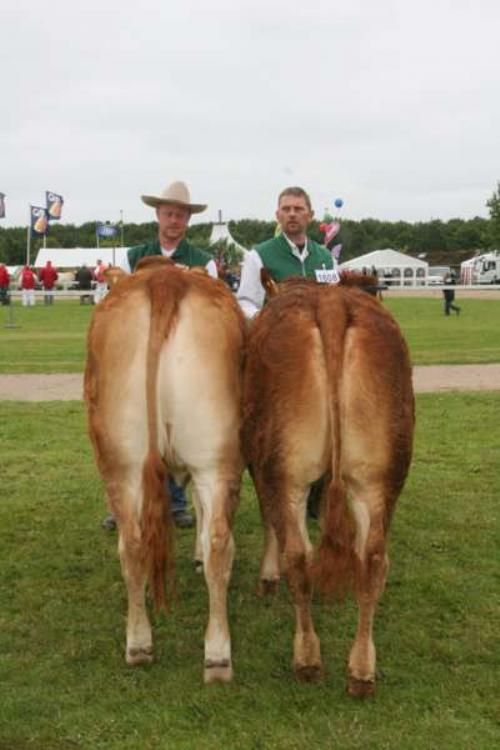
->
<box><xmin>209</xmin><ymin>212</ymin><xmax>247</xmax><ymax>255</ymax></box>
<box><xmin>460</xmin><ymin>256</ymin><xmax>478</xmax><ymax>285</ymax></box>
<box><xmin>340</xmin><ymin>248</ymin><xmax>429</xmax><ymax>286</ymax></box>
<box><xmin>33</xmin><ymin>247</ymin><xmax>130</xmax><ymax>269</ymax></box>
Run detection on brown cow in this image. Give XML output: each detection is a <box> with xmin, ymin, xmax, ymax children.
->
<box><xmin>242</xmin><ymin>274</ymin><xmax>414</xmax><ymax>695</ymax></box>
<box><xmin>85</xmin><ymin>260</ymin><xmax>245</xmax><ymax>682</ymax></box>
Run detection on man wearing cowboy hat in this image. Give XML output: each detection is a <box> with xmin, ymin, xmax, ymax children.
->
<box><xmin>121</xmin><ymin>180</ymin><xmax>217</xmax><ymax>277</ymax></box>
<box><xmin>103</xmin><ymin>181</ymin><xmax>216</xmax><ymax>532</ymax></box>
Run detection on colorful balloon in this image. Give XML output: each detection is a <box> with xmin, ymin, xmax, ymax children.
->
<box><xmin>334</xmin><ymin>198</ymin><xmax>343</xmax><ymax>209</ymax></box>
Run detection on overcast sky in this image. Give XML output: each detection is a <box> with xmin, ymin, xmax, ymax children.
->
<box><xmin>2</xmin><ymin>0</ymin><xmax>500</xmax><ymax>229</ymax></box>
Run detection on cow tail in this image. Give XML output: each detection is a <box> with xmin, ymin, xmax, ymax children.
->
<box><xmin>313</xmin><ymin>290</ymin><xmax>357</xmax><ymax>597</ymax></box>
<box><xmin>141</xmin><ymin>272</ymin><xmax>179</xmax><ymax>612</ymax></box>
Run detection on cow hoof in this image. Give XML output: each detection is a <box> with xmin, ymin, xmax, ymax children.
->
<box><xmin>194</xmin><ymin>559</ymin><xmax>203</xmax><ymax>574</ymax></box>
<box><xmin>204</xmin><ymin>658</ymin><xmax>233</xmax><ymax>684</ymax></box>
<box><xmin>347</xmin><ymin>676</ymin><xmax>376</xmax><ymax>698</ymax></box>
<box><xmin>257</xmin><ymin>578</ymin><xmax>280</xmax><ymax>596</ymax></box>
<box><xmin>294</xmin><ymin>663</ymin><xmax>323</xmax><ymax>683</ymax></box>
<box><xmin>126</xmin><ymin>646</ymin><xmax>154</xmax><ymax>666</ymax></box>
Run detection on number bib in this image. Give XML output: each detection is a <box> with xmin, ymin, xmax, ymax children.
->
<box><xmin>314</xmin><ymin>268</ymin><xmax>340</xmax><ymax>284</ymax></box>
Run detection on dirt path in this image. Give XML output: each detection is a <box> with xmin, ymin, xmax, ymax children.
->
<box><xmin>0</xmin><ymin>365</ymin><xmax>499</xmax><ymax>401</ymax></box>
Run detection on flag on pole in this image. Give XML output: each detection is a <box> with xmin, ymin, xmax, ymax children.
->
<box><xmin>0</xmin><ymin>193</ymin><xmax>5</xmax><ymax>219</ymax></box>
<box><xmin>46</xmin><ymin>190</ymin><xmax>64</xmax><ymax>220</ymax></box>
<box><xmin>30</xmin><ymin>206</ymin><xmax>49</xmax><ymax>237</ymax></box>
<box><xmin>96</xmin><ymin>221</ymin><xmax>118</xmax><ymax>239</ymax></box>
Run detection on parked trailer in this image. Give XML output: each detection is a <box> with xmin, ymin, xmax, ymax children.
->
<box><xmin>477</xmin><ymin>251</ymin><xmax>500</xmax><ymax>284</ymax></box>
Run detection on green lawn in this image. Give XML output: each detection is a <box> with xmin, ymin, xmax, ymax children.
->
<box><xmin>1</xmin><ymin>296</ymin><xmax>499</xmax><ymax>373</ymax></box>
<box><xmin>385</xmin><ymin>297</ymin><xmax>500</xmax><ymax>365</ymax></box>
<box><xmin>0</xmin><ymin>301</ymin><xmax>93</xmax><ymax>373</ymax></box>
<box><xmin>0</xmin><ymin>394</ymin><xmax>498</xmax><ymax>749</ymax></box>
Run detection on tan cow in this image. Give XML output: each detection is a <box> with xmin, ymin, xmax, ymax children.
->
<box><xmin>242</xmin><ymin>274</ymin><xmax>414</xmax><ymax>695</ymax></box>
<box><xmin>85</xmin><ymin>259</ymin><xmax>245</xmax><ymax>682</ymax></box>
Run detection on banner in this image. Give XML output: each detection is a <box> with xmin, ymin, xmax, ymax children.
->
<box><xmin>30</xmin><ymin>205</ymin><xmax>49</xmax><ymax>237</ymax></box>
<box><xmin>46</xmin><ymin>190</ymin><xmax>64</xmax><ymax>220</ymax></box>
<box><xmin>0</xmin><ymin>193</ymin><xmax>5</xmax><ymax>219</ymax></box>
<box><xmin>96</xmin><ymin>221</ymin><xmax>118</xmax><ymax>239</ymax></box>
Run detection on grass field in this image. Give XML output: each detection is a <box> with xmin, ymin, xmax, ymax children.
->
<box><xmin>1</xmin><ymin>295</ymin><xmax>500</xmax><ymax>373</ymax></box>
<box><xmin>0</xmin><ymin>394</ymin><xmax>499</xmax><ymax>750</ymax></box>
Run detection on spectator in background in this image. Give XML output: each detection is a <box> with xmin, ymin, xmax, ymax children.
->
<box><xmin>0</xmin><ymin>264</ymin><xmax>10</xmax><ymax>305</ymax></box>
<box><xmin>39</xmin><ymin>260</ymin><xmax>58</xmax><ymax>305</ymax></box>
<box><xmin>443</xmin><ymin>273</ymin><xmax>461</xmax><ymax>316</ymax></box>
<box><xmin>93</xmin><ymin>259</ymin><xmax>108</xmax><ymax>304</ymax></box>
<box><xmin>75</xmin><ymin>264</ymin><xmax>93</xmax><ymax>290</ymax></box>
<box><xmin>75</xmin><ymin>264</ymin><xmax>94</xmax><ymax>304</ymax></box>
<box><xmin>20</xmin><ymin>265</ymin><xmax>37</xmax><ymax>306</ymax></box>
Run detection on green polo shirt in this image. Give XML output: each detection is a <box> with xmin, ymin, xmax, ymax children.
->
<box><xmin>255</xmin><ymin>234</ymin><xmax>333</xmax><ymax>282</ymax></box>
<box><xmin>127</xmin><ymin>239</ymin><xmax>212</xmax><ymax>272</ymax></box>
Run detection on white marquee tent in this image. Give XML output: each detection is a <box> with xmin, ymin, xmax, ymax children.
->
<box><xmin>209</xmin><ymin>212</ymin><xmax>247</xmax><ymax>255</ymax></box>
<box><xmin>33</xmin><ymin>247</ymin><xmax>130</xmax><ymax>269</ymax></box>
<box><xmin>340</xmin><ymin>248</ymin><xmax>429</xmax><ymax>286</ymax></box>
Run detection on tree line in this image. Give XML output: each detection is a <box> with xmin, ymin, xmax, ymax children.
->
<box><xmin>2</xmin><ymin>182</ymin><xmax>500</xmax><ymax>269</ymax></box>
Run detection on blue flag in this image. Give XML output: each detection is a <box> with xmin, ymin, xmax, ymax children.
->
<box><xmin>46</xmin><ymin>190</ymin><xmax>64</xmax><ymax>220</ymax></box>
<box><xmin>31</xmin><ymin>205</ymin><xmax>49</xmax><ymax>237</ymax></box>
<box><xmin>96</xmin><ymin>221</ymin><xmax>118</xmax><ymax>239</ymax></box>
<box><xmin>0</xmin><ymin>193</ymin><xmax>5</xmax><ymax>219</ymax></box>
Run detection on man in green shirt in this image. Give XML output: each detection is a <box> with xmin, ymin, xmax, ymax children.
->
<box><xmin>103</xmin><ymin>181</ymin><xmax>215</xmax><ymax>532</ymax></box>
<box><xmin>237</xmin><ymin>186</ymin><xmax>338</xmax><ymax>519</ymax></box>
<box><xmin>237</xmin><ymin>186</ymin><xmax>338</xmax><ymax>318</ymax></box>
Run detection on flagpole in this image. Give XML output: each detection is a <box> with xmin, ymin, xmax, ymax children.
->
<box><xmin>26</xmin><ymin>211</ymin><xmax>31</xmax><ymax>266</ymax></box>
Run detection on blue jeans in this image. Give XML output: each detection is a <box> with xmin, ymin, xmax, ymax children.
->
<box><xmin>168</xmin><ymin>477</ymin><xmax>187</xmax><ymax>514</ymax></box>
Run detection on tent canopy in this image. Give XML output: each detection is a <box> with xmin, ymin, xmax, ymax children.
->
<box><xmin>209</xmin><ymin>215</ymin><xmax>247</xmax><ymax>254</ymax></box>
<box><xmin>33</xmin><ymin>247</ymin><xmax>130</xmax><ymax>269</ymax></box>
<box><xmin>340</xmin><ymin>248</ymin><xmax>428</xmax><ymax>272</ymax></box>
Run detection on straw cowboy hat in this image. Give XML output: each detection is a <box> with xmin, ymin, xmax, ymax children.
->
<box><xmin>141</xmin><ymin>180</ymin><xmax>207</xmax><ymax>214</ymax></box>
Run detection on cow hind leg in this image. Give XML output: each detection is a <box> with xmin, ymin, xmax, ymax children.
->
<box><xmin>112</xmin><ymin>477</ymin><xmax>154</xmax><ymax>666</ymax></box>
<box><xmin>258</xmin><ymin>522</ymin><xmax>281</xmax><ymax>596</ymax></box>
<box><xmin>252</xmin><ymin>468</ymin><xmax>281</xmax><ymax>595</ymax></box>
<box><xmin>282</xmin><ymin>485</ymin><xmax>322</xmax><ymax>682</ymax></box>
<box><xmin>347</xmin><ymin>487</ymin><xmax>391</xmax><ymax>697</ymax></box>
<box><xmin>191</xmin><ymin>486</ymin><xmax>204</xmax><ymax>573</ymax></box>
<box><xmin>193</xmin><ymin>470</ymin><xmax>238</xmax><ymax>684</ymax></box>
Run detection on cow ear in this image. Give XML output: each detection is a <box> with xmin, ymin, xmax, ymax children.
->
<box><xmin>260</xmin><ymin>268</ymin><xmax>278</xmax><ymax>297</ymax></box>
<box><xmin>103</xmin><ymin>266</ymin><xmax>126</xmax><ymax>286</ymax></box>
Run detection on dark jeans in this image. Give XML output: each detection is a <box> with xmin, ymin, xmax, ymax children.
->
<box><xmin>444</xmin><ymin>300</ymin><xmax>460</xmax><ymax>315</ymax></box>
<box><xmin>168</xmin><ymin>477</ymin><xmax>187</xmax><ymax>514</ymax></box>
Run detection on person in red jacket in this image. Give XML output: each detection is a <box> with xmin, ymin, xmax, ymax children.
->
<box><xmin>0</xmin><ymin>264</ymin><xmax>10</xmax><ymax>306</ymax></box>
<box><xmin>39</xmin><ymin>260</ymin><xmax>59</xmax><ymax>305</ymax></box>
<box><xmin>20</xmin><ymin>265</ymin><xmax>37</xmax><ymax>306</ymax></box>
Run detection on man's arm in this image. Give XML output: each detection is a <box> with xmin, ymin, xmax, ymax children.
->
<box><xmin>236</xmin><ymin>249</ymin><xmax>265</xmax><ymax>318</ymax></box>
